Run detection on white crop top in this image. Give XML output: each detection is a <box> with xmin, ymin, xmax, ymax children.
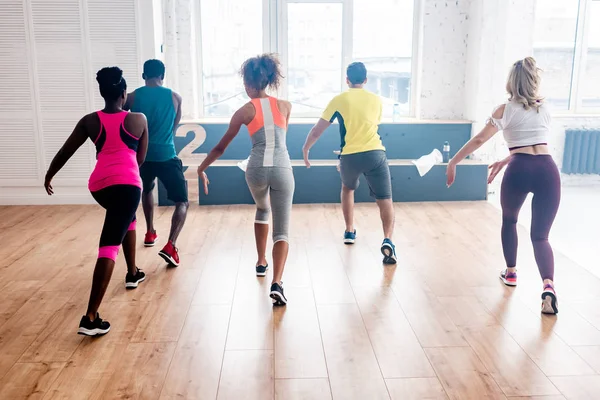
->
<box><xmin>487</xmin><ymin>101</ymin><xmax>551</xmax><ymax>149</ymax></box>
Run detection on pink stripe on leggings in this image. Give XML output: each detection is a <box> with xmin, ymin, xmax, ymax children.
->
<box><xmin>128</xmin><ymin>220</ymin><xmax>136</xmax><ymax>231</ymax></box>
<box><xmin>98</xmin><ymin>245</ymin><xmax>119</xmax><ymax>261</ymax></box>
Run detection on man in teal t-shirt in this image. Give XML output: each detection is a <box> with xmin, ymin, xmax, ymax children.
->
<box><xmin>124</xmin><ymin>59</ymin><xmax>186</xmax><ymax>267</ymax></box>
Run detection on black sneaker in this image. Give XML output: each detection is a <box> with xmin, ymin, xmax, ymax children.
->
<box><xmin>78</xmin><ymin>313</ymin><xmax>110</xmax><ymax>336</ymax></box>
<box><xmin>270</xmin><ymin>282</ymin><xmax>287</xmax><ymax>306</ymax></box>
<box><xmin>256</xmin><ymin>264</ymin><xmax>269</xmax><ymax>277</ymax></box>
<box><xmin>125</xmin><ymin>268</ymin><xmax>146</xmax><ymax>289</ymax></box>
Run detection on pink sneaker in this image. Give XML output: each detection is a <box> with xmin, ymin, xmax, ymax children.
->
<box><xmin>500</xmin><ymin>269</ymin><xmax>517</xmax><ymax>286</ymax></box>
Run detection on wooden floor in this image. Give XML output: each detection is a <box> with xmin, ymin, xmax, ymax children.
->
<box><xmin>1</xmin><ymin>202</ymin><xmax>600</xmax><ymax>400</ymax></box>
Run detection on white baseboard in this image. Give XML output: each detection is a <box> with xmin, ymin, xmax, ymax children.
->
<box><xmin>0</xmin><ymin>186</ymin><xmax>95</xmax><ymax>205</ymax></box>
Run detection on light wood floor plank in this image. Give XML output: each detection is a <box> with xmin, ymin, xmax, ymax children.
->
<box><xmin>385</xmin><ymin>377</ymin><xmax>448</xmax><ymax>400</ymax></box>
<box><xmin>273</xmin><ymin>286</ymin><xmax>328</xmax><ymax>379</ymax></box>
<box><xmin>217</xmin><ymin>350</ymin><xmax>274</xmax><ymax>400</ymax></box>
<box><xmin>353</xmin><ymin>285</ymin><xmax>436</xmax><ymax>379</ymax></box>
<box><xmin>0</xmin><ymin>291</ymin><xmax>72</xmax><ymax>380</ymax></box>
<box><xmin>100</xmin><ymin>342</ymin><xmax>176</xmax><ymax>400</ymax></box>
<box><xmin>474</xmin><ymin>289</ymin><xmax>595</xmax><ymax>377</ymax></box>
<box><xmin>550</xmin><ymin>376</ymin><xmax>600</xmax><ymax>400</ymax></box>
<box><xmin>0</xmin><ymin>362</ymin><xmax>64</xmax><ymax>400</ymax></box>
<box><xmin>425</xmin><ymin>347</ymin><xmax>506</xmax><ymax>400</ymax></box>
<box><xmin>160</xmin><ymin>305</ymin><xmax>231</xmax><ymax>400</ymax></box>
<box><xmin>440</xmin><ymin>296</ymin><xmax>560</xmax><ymax>397</ymax></box>
<box><xmin>317</xmin><ymin>304</ymin><xmax>390</xmax><ymax>399</ymax></box>
<box><xmin>275</xmin><ymin>378</ymin><xmax>332</xmax><ymax>400</ymax></box>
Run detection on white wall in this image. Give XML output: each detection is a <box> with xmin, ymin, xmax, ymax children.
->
<box><xmin>419</xmin><ymin>0</ymin><xmax>471</xmax><ymax>120</ymax></box>
<box><xmin>0</xmin><ymin>0</ymin><xmax>161</xmax><ymax>205</ymax></box>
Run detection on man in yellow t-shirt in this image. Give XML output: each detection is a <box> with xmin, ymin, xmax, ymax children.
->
<box><xmin>302</xmin><ymin>62</ymin><xmax>396</xmax><ymax>264</ymax></box>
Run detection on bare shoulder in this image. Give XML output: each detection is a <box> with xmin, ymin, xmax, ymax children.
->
<box><xmin>276</xmin><ymin>99</ymin><xmax>292</xmax><ymax>114</ymax></box>
<box><xmin>492</xmin><ymin>104</ymin><xmax>506</xmax><ymax>119</ymax></box>
<box><xmin>79</xmin><ymin>112</ymin><xmax>101</xmax><ymax>139</ymax></box>
<box><xmin>124</xmin><ymin>112</ymin><xmax>147</xmax><ymax>137</ymax></box>
<box><xmin>235</xmin><ymin>102</ymin><xmax>256</xmax><ymax>125</ymax></box>
<box><xmin>128</xmin><ymin>111</ymin><xmax>147</xmax><ymax>123</ymax></box>
<box><xmin>241</xmin><ymin>101</ymin><xmax>255</xmax><ymax>113</ymax></box>
<box><xmin>81</xmin><ymin>111</ymin><xmax>98</xmax><ymax>124</ymax></box>
<box><xmin>172</xmin><ymin>90</ymin><xmax>182</xmax><ymax>103</ymax></box>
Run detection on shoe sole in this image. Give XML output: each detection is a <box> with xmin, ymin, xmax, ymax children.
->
<box><xmin>270</xmin><ymin>291</ymin><xmax>287</xmax><ymax>306</ymax></box>
<box><xmin>125</xmin><ymin>275</ymin><xmax>146</xmax><ymax>289</ymax></box>
<box><xmin>256</xmin><ymin>266</ymin><xmax>269</xmax><ymax>277</ymax></box>
<box><xmin>381</xmin><ymin>244</ymin><xmax>397</xmax><ymax>265</ymax></box>
<box><xmin>344</xmin><ymin>238</ymin><xmax>355</xmax><ymax>245</ymax></box>
<box><xmin>159</xmin><ymin>251</ymin><xmax>180</xmax><ymax>267</ymax></box>
<box><xmin>500</xmin><ymin>276</ymin><xmax>517</xmax><ymax>286</ymax></box>
<box><xmin>77</xmin><ymin>326</ymin><xmax>110</xmax><ymax>336</ymax></box>
<box><xmin>541</xmin><ymin>291</ymin><xmax>559</xmax><ymax>314</ymax></box>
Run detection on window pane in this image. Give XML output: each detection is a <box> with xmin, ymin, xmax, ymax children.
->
<box><xmin>353</xmin><ymin>0</ymin><xmax>414</xmax><ymax>117</ymax></box>
<box><xmin>287</xmin><ymin>3</ymin><xmax>343</xmax><ymax>117</ymax></box>
<box><xmin>200</xmin><ymin>0</ymin><xmax>262</xmax><ymax>117</ymax></box>
<box><xmin>532</xmin><ymin>0</ymin><xmax>579</xmax><ymax>111</ymax></box>
<box><xmin>581</xmin><ymin>1</ymin><xmax>600</xmax><ymax>109</ymax></box>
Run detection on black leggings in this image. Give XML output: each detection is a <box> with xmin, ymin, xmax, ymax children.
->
<box><xmin>500</xmin><ymin>154</ymin><xmax>561</xmax><ymax>280</ymax></box>
<box><xmin>91</xmin><ymin>185</ymin><xmax>141</xmax><ymax>261</ymax></box>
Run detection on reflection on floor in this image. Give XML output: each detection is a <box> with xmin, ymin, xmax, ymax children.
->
<box><xmin>0</xmin><ymin>202</ymin><xmax>599</xmax><ymax>399</ymax></box>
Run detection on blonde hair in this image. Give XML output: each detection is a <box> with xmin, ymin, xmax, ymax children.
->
<box><xmin>506</xmin><ymin>57</ymin><xmax>543</xmax><ymax>111</ymax></box>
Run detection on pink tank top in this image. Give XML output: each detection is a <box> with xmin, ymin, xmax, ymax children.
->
<box><xmin>88</xmin><ymin>111</ymin><xmax>142</xmax><ymax>192</ymax></box>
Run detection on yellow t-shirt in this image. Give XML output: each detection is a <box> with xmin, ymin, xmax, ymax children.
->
<box><xmin>321</xmin><ymin>88</ymin><xmax>385</xmax><ymax>155</ymax></box>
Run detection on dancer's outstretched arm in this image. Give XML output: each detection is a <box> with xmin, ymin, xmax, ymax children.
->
<box><xmin>44</xmin><ymin>116</ymin><xmax>89</xmax><ymax>195</ymax></box>
<box><xmin>302</xmin><ymin>118</ymin><xmax>331</xmax><ymax>168</ymax></box>
<box><xmin>197</xmin><ymin>103</ymin><xmax>253</xmax><ymax>193</ymax></box>
<box><xmin>446</xmin><ymin>105</ymin><xmax>503</xmax><ymax>187</ymax></box>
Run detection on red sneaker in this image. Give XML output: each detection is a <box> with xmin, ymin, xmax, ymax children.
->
<box><xmin>144</xmin><ymin>231</ymin><xmax>158</xmax><ymax>247</ymax></box>
<box><xmin>159</xmin><ymin>241</ymin><xmax>180</xmax><ymax>267</ymax></box>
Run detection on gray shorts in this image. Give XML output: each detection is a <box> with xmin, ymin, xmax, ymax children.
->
<box><xmin>245</xmin><ymin>167</ymin><xmax>295</xmax><ymax>243</ymax></box>
<box><xmin>339</xmin><ymin>150</ymin><xmax>392</xmax><ymax>200</ymax></box>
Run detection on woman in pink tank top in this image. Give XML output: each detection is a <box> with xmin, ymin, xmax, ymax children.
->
<box><xmin>45</xmin><ymin>67</ymin><xmax>149</xmax><ymax>336</ymax></box>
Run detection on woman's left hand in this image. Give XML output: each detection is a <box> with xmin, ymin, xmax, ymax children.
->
<box><xmin>446</xmin><ymin>162</ymin><xmax>456</xmax><ymax>187</ymax></box>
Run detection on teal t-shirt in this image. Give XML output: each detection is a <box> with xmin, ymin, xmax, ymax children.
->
<box><xmin>131</xmin><ymin>86</ymin><xmax>177</xmax><ymax>162</ymax></box>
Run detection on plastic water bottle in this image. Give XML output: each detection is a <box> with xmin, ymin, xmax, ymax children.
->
<box><xmin>443</xmin><ymin>141</ymin><xmax>450</xmax><ymax>163</ymax></box>
<box><xmin>392</xmin><ymin>103</ymin><xmax>400</xmax><ymax>122</ymax></box>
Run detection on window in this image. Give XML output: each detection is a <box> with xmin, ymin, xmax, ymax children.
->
<box><xmin>200</xmin><ymin>0</ymin><xmax>263</xmax><ymax>117</ymax></box>
<box><xmin>286</xmin><ymin>3</ymin><xmax>343</xmax><ymax>116</ymax></box>
<box><xmin>353</xmin><ymin>0</ymin><xmax>415</xmax><ymax>117</ymax></box>
<box><xmin>581</xmin><ymin>1</ymin><xmax>600</xmax><ymax>108</ymax></box>
<box><xmin>533</xmin><ymin>0</ymin><xmax>600</xmax><ymax>113</ymax></box>
<box><xmin>193</xmin><ymin>0</ymin><xmax>418</xmax><ymax>118</ymax></box>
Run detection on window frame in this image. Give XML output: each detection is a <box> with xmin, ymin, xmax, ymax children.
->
<box><xmin>536</xmin><ymin>0</ymin><xmax>600</xmax><ymax>115</ymax></box>
<box><xmin>194</xmin><ymin>0</ymin><xmax>422</xmax><ymax>119</ymax></box>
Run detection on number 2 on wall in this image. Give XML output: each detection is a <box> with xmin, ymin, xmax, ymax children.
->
<box><xmin>175</xmin><ymin>124</ymin><xmax>207</xmax><ymax>167</ymax></box>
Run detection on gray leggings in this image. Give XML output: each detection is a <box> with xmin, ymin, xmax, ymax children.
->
<box><xmin>245</xmin><ymin>167</ymin><xmax>295</xmax><ymax>243</ymax></box>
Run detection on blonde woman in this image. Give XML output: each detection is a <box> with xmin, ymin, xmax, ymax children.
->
<box><xmin>446</xmin><ymin>57</ymin><xmax>560</xmax><ymax>314</ymax></box>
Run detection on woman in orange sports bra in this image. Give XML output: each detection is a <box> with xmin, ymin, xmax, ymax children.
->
<box><xmin>197</xmin><ymin>54</ymin><xmax>294</xmax><ymax>305</ymax></box>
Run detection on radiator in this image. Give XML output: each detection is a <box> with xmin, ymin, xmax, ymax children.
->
<box><xmin>562</xmin><ymin>129</ymin><xmax>600</xmax><ymax>174</ymax></box>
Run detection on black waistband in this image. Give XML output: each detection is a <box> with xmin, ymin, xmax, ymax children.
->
<box><xmin>509</xmin><ymin>143</ymin><xmax>547</xmax><ymax>151</ymax></box>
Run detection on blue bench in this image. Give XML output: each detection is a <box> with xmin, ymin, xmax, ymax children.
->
<box><xmin>158</xmin><ymin>121</ymin><xmax>488</xmax><ymax>205</ymax></box>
